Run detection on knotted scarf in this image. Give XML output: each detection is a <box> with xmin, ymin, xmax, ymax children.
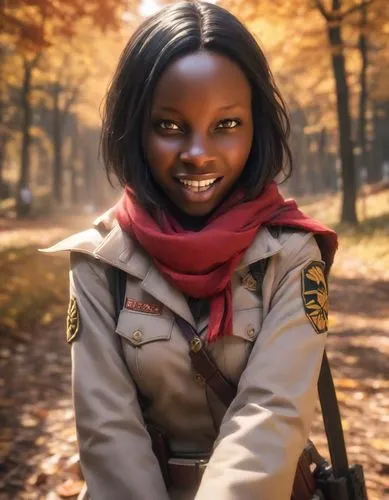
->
<box><xmin>116</xmin><ymin>182</ymin><xmax>337</xmax><ymax>342</ymax></box>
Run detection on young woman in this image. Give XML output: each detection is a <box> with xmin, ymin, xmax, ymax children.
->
<box><xmin>46</xmin><ymin>2</ymin><xmax>337</xmax><ymax>498</ymax></box>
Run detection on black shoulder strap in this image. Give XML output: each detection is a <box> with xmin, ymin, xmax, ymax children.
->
<box><xmin>106</xmin><ymin>266</ymin><xmax>127</xmax><ymax>320</ymax></box>
<box><xmin>318</xmin><ymin>352</ymin><xmax>349</xmax><ymax>477</ymax></box>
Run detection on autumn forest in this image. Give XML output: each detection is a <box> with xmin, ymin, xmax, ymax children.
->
<box><xmin>0</xmin><ymin>1</ymin><xmax>388</xmax><ymax>499</ymax></box>
<box><xmin>1</xmin><ymin>0</ymin><xmax>389</xmax><ymax>224</ymax></box>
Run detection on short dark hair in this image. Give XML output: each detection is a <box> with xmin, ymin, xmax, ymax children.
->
<box><xmin>101</xmin><ymin>1</ymin><xmax>292</xmax><ymax>211</ymax></box>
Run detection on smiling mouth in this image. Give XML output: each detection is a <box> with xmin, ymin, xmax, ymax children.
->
<box><xmin>179</xmin><ymin>178</ymin><xmax>218</xmax><ymax>192</ymax></box>
<box><xmin>174</xmin><ymin>176</ymin><xmax>222</xmax><ymax>193</ymax></box>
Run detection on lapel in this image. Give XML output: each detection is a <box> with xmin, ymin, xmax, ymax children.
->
<box><xmin>237</xmin><ymin>227</ymin><xmax>282</xmax><ymax>271</ymax></box>
<box><xmin>94</xmin><ymin>225</ymin><xmax>195</xmax><ymax>327</ymax></box>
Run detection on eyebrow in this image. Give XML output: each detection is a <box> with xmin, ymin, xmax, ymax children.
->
<box><xmin>153</xmin><ymin>104</ymin><xmax>246</xmax><ymax>113</ymax></box>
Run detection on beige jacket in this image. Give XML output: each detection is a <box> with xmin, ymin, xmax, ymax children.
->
<box><xmin>43</xmin><ymin>208</ymin><xmax>327</xmax><ymax>500</ymax></box>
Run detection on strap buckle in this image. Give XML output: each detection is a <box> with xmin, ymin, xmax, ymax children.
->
<box><xmin>190</xmin><ymin>336</ymin><xmax>202</xmax><ymax>353</ymax></box>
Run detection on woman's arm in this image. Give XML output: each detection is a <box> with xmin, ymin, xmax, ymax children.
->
<box><xmin>69</xmin><ymin>252</ymin><xmax>169</xmax><ymax>500</ymax></box>
<box><xmin>195</xmin><ymin>234</ymin><xmax>326</xmax><ymax>500</ymax></box>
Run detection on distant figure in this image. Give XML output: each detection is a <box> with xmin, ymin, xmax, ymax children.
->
<box><xmin>19</xmin><ymin>186</ymin><xmax>32</xmax><ymax>217</ymax></box>
<box><xmin>383</xmin><ymin>161</ymin><xmax>389</xmax><ymax>182</ymax></box>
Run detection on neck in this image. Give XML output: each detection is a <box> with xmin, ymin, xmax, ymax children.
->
<box><xmin>168</xmin><ymin>204</ymin><xmax>209</xmax><ymax>231</ymax></box>
<box><xmin>158</xmin><ymin>184</ymin><xmax>243</xmax><ymax>231</ymax></box>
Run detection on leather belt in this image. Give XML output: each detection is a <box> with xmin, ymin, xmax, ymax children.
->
<box><xmin>168</xmin><ymin>457</ymin><xmax>208</xmax><ymax>489</ymax></box>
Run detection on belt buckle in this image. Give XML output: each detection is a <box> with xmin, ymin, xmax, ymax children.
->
<box><xmin>168</xmin><ymin>457</ymin><xmax>208</xmax><ymax>467</ymax></box>
<box><xmin>168</xmin><ymin>457</ymin><xmax>208</xmax><ymax>488</ymax></box>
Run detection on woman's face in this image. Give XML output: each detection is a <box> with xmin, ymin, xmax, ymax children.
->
<box><xmin>145</xmin><ymin>50</ymin><xmax>253</xmax><ymax>217</ymax></box>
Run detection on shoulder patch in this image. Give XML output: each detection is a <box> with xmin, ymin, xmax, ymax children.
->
<box><xmin>301</xmin><ymin>261</ymin><xmax>328</xmax><ymax>334</ymax></box>
<box><xmin>66</xmin><ymin>296</ymin><xmax>80</xmax><ymax>343</ymax></box>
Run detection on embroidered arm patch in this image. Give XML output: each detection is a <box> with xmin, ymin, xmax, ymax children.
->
<box><xmin>66</xmin><ymin>296</ymin><xmax>80</xmax><ymax>343</ymax></box>
<box><xmin>301</xmin><ymin>261</ymin><xmax>328</xmax><ymax>334</ymax></box>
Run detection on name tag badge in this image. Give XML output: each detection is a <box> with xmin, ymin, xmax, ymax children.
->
<box><xmin>125</xmin><ymin>298</ymin><xmax>163</xmax><ymax>316</ymax></box>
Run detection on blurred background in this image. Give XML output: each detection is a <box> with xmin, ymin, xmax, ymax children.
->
<box><xmin>0</xmin><ymin>0</ymin><xmax>388</xmax><ymax>499</ymax></box>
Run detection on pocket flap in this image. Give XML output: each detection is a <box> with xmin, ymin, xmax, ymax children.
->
<box><xmin>115</xmin><ymin>309</ymin><xmax>174</xmax><ymax>346</ymax></box>
<box><xmin>198</xmin><ymin>307</ymin><xmax>262</xmax><ymax>342</ymax></box>
<box><xmin>231</xmin><ymin>307</ymin><xmax>262</xmax><ymax>342</ymax></box>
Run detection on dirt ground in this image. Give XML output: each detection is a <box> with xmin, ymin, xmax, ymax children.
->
<box><xmin>0</xmin><ymin>215</ymin><xmax>388</xmax><ymax>499</ymax></box>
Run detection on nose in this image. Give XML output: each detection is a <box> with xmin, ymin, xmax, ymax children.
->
<box><xmin>179</xmin><ymin>133</ymin><xmax>215</xmax><ymax>168</ymax></box>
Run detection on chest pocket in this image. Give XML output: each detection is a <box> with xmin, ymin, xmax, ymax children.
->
<box><xmin>206</xmin><ymin>306</ymin><xmax>263</xmax><ymax>384</ymax></box>
<box><xmin>116</xmin><ymin>309</ymin><xmax>174</xmax><ymax>346</ymax></box>
<box><xmin>115</xmin><ymin>309</ymin><xmax>175</xmax><ymax>381</ymax></box>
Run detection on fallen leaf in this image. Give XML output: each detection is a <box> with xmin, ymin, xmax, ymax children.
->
<box><xmin>0</xmin><ymin>440</ymin><xmax>12</xmax><ymax>458</ymax></box>
<box><xmin>13</xmin><ymin>331</ymin><xmax>32</xmax><ymax>342</ymax></box>
<box><xmin>32</xmin><ymin>406</ymin><xmax>49</xmax><ymax>419</ymax></box>
<box><xmin>21</xmin><ymin>416</ymin><xmax>39</xmax><ymax>428</ymax></box>
<box><xmin>334</xmin><ymin>378</ymin><xmax>359</xmax><ymax>389</ymax></box>
<box><xmin>41</xmin><ymin>454</ymin><xmax>61</xmax><ymax>475</ymax></box>
<box><xmin>27</xmin><ymin>471</ymin><xmax>48</xmax><ymax>486</ymax></box>
<box><xmin>64</xmin><ymin>454</ymin><xmax>82</xmax><ymax>478</ymax></box>
<box><xmin>56</xmin><ymin>478</ymin><xmax>84</xmax><ymax>498</ymax></box>
<box><xmin>41</xmin><ymin>312</ymin><xmax>54</xmax><ymax>325</ymax></box>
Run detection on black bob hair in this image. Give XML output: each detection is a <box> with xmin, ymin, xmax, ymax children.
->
<box><xmin>101</xmin><ymin>1</ymin><xmax>292</xmax><ymax>211</ymax></box>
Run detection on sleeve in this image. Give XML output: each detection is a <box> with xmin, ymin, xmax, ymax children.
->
<box><xmin>69</xmin><ymin>252</ymin><xmax>169</xmax><ymax>500</ymax></box>
<box><xmin>195</xmin><ymin>234</ymin><xmax>326</xmax><ymax>500</ymax></box>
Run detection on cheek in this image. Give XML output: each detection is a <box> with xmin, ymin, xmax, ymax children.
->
<box><xmin>146</xmin><ymin>134</ymin><xmax>180</xmax><ymax>177</ymax></box>
<box><xmin>217</xmin><ymin>131</ymin><xmax>253</xmax><ymax>174</ymax></box>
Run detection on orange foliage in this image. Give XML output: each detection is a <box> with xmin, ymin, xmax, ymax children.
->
<box><xmin>0</xmin><ymin>0</ymin><xmax>128</xmax><ymax>52</ymax></box>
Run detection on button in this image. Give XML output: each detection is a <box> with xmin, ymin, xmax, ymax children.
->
<box><xmin>131</xmin><ymin>329</ymin><xmax>143</xmax><ymax>343</ymax></box>
<box><xmin>190</xmin><ymin>336</ymin><xmax>202</xmax><ymax>353</ymax></box>
<box><xmin>194</xmin><ymin>373</ymin><xmax>206</xmax><ymax>386</ymax></box>
<box><xmin>246</xmin><ymin>325</ymin><xmax>256</xmax><ymax>339</ymax></box>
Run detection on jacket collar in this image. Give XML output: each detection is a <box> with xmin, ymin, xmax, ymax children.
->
<box><xmin>94</xmin><ymin>218</ymin><xmax>282</xmax><ymax>326</ymax></box>
<box><xmin>237</xmin><ymin>226</ymin><xmax>282</xmax><ymax>270</ymax></box>
<box><xmin>94</xmin><ymin>225</ymin><xmax>196</xmax><ymax>326</ymax></box>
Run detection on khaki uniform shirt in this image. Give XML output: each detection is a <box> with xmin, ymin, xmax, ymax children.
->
<box><xmin>43</xmin><ymin>208</ymin><xmax>327</xmax><ymax>500</ymax></box>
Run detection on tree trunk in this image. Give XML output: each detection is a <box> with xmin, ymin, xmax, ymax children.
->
<box><xmin>70</xmin><ymin>116</ymin><xmax>79</xmax><ymax>205</ymax></box>
<box><xmin>83</xmin><ymin>129</ymin><xmax>92</xmax><ymax>205</ymax></box>
<box><xmin>17</xmin><ymin>59</ymin><xmax>34</xmax><ymax>217</ymax></box>
<box><xmin>0</xmin><ymin>130</ymin><xmax>5</xmax><ymax>196</ymax></box>
<box><xmin>289</xmin><ymin>110</ymin><xmax>305</xmax><ymax>196</ymax></box>
<box><xmin>383</xmin><ymin>102</ymin><xmax>389</xmax><ymax>168</ymax></box>
<box><xmin>326</xmin><ymin>0</ymin><xmax>358</xmax><ymax>224</ymax></box>
<box><xmin>318</xmin><ymin>127</ymin><xmax>332</xmax><ymax>192</ymax></box>
<box><xmin>305</xmin><ymin>134</ymin><xmax>317</xmax><ymax>193</ymax></box>
<box><xmin>0</xmin><ymin>44</ymin><xmax>6</xmax><ymax>195</ymax></box>
<box><xmin>371</xmin><ymin>101</ymin><xmax>387</xmax><ymax>182</ymax></box>
<box><xmin>358</xmin><ymin>0</ymin><xmax>370</xmax><ymax>183</ymax></box>
<box><xmin>52</xmin><ymin>83</ymin><xmax>63</xmax><ymax>204</ymax></box>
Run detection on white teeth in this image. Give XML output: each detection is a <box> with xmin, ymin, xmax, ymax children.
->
<box><xmin>179</xmin><ymin>178</ymin><xmax>217</xmax><ymax>190</ymax></box>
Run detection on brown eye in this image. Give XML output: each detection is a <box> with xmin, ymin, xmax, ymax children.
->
<box><xmin>216</xmin><ymin>119</ymin><xmax>241</xmax><ymax>130</ymax></box>
<box><xmin>158</xmin><ymin>120</ymin><xmax>181</xmax><ymax>131</ymax></box>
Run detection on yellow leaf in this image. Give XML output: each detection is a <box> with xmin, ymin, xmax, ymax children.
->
<box><xmin>371</xmin><ymin>439</ymin><xmax>389</xmax><ymax>452</ymax></box>
<box><xmin>7</xmin><ymin>252</ymin><xmax>17</xmax><ymax>262</ymax></box>
<box><xmin>40</xmin><ymin>312</ymin><xmax>53</xmax><ymax>325</ymax></box>
<box><xmin>334</xmin><ymin>378</ymin><xmax>359</xmax><ymax>389</ymax></box>
<box><xmin>1</xmin><ymin>317</ymin><xmax>17</xmax><ymax>329</ymax></box>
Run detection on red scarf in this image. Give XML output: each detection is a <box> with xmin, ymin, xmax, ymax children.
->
<box><xmin>116</xmin><ymin>182</ymin><xmax>337</xmax><ymax>342</ymax></box>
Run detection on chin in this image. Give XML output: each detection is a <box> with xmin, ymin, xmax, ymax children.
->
<box><xmin>178</xmin><ymin>202</ymin><xmax>218</xmax><ymax>217</ymax></box>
